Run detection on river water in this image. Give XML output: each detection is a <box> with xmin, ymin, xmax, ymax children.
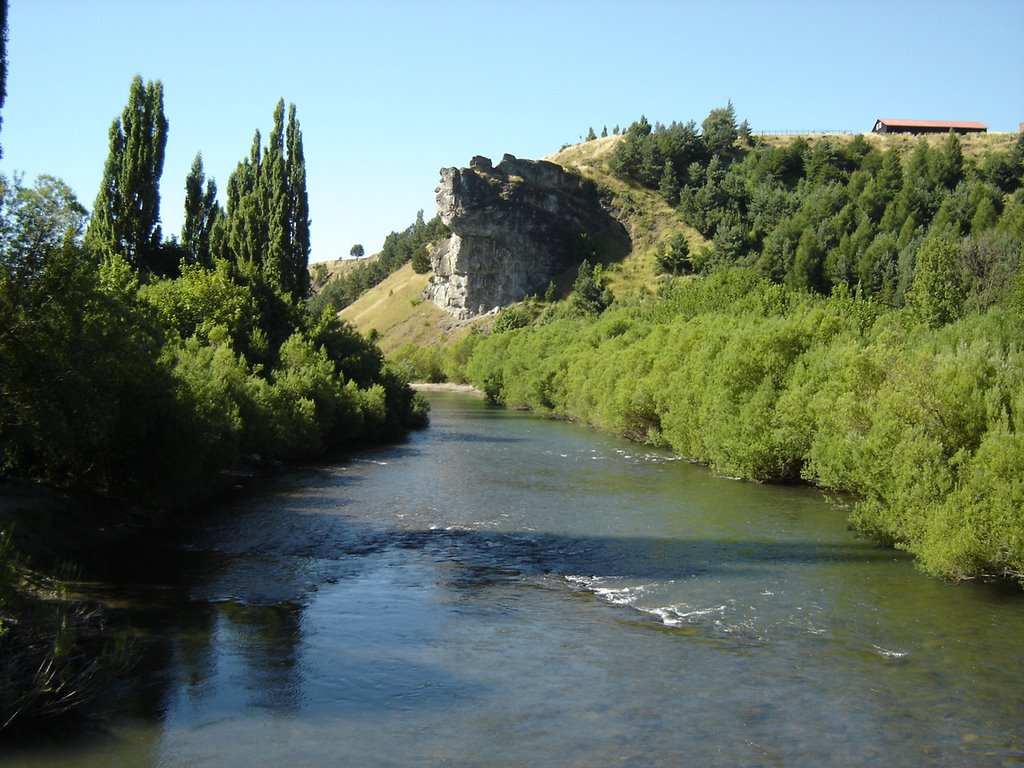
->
<box><xmin>3</xmin><ymin>392</ymin><xmax>1023</xmax><ymax>767</ymax></box>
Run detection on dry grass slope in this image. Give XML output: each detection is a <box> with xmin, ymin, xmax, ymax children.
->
<box><xmin>338</xmin><ymin>264</ymin><xmax>484</xmax><ymax>355</ymax></box>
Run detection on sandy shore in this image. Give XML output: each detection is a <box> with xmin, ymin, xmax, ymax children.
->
<box><xmin>411</xmin><ymin>382</ymin><xmax>483</xmax><ymax>396</ymax></box>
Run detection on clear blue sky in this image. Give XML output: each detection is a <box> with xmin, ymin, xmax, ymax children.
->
<box><xmin>3</xmin><ymin>0</ymin><xmax>1022</xmax><ymax>262</ymax></box>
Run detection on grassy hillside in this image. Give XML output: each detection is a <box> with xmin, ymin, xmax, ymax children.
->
<box><xmin>338</xmin><ymin>263</ymin><xmax>483</xmax><ymax>355</ymax></box>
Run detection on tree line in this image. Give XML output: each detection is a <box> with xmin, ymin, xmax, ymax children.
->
<box><xmin>610</xmin><ymin>105</ymin><xmax>1023</xmax><ymax>311</ymax></box>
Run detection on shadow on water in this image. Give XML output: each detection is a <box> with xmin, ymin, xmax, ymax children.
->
<box><xmin>6</xmin><ymin>498</ymin><xmax>909</xmax><ymax>733</ymax></box>
<box><xmin>3</xmin><ymin>515</ymin><xmax>1022</xmax><ymax>768</ymax></box>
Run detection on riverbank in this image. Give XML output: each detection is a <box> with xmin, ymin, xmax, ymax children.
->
<box><xmin>0</xmin><ymin>483</ymin><xmax>138</xmax><ymax>733</ymax></box>
<box><xmin>412</xmin><ymin>382</ymin><xmax>483</xmax><ymax>396</ymax></box>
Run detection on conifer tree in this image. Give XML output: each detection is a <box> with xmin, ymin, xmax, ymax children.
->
<box><xmin>787</xmin><ymin>227</ymin><xmax>825</xmax><ymax>292</ymax></box>
<box><xmin>933</xmin><ymin>131</ymin><xmax>964</xmax><ymax>190</ymax></box>
<box><xmin>701</xmin><ymin>100</ymin><xmax>738</xmax><ymax>157</ymax></box>
<box><xmin>85</xmin><ymin>76</ymin><xmax>168</xmax><ymax>270</ymax></box>
<box><xmin>738</xmin><ymin>118</ymin><xmax>752</xmax><ymax>144</ymax></box>
<box><xmin>659</xmin><ymin>159</ymin><xmax>680</xmax><ymax>204</ymax></box>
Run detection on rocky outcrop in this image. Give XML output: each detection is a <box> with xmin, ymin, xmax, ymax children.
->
<box><xmin>424</xmin><ymin>154</ymin><xmax>629</xmax><ymax>318</ymax></box>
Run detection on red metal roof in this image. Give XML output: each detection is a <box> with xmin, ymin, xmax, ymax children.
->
<box><xmin>875</xmin><ymin>118</ymin><xmax>988</xmax><ymax>130</ymax></box>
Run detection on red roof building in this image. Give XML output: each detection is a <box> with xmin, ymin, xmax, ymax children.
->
<box><xmin>872</xmin><ymin>118</ymin><xmax>988</xmax><ymax>135</ymax></box>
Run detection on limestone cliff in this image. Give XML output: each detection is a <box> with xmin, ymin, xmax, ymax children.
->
<box><xmin>424</xmin><ymin>154</ymin><xmax>629</xmax><ymax>318</ymax></box>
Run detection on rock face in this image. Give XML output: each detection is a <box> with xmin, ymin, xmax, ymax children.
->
<box><xmin>424</xmin><ymin>154</ymin><xmax>629</xmax><ymax>318</ymax></box>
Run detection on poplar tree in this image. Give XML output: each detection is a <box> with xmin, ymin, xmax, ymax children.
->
<box><xmin>1</xmin><ymin>0</ymin><xmax>7</xmax><ymax>159</ymax></box>
<box><xmin>285</xmin><ymin>103</ymin><xmax>311</xmax><ymax>300</ymax></box>
<box><xmin>220</xmin><ymin>99</ymin><xmax>310</xmax><ymax>302</ymax></box>
<box><xmin>221</xmin><ymin>130</ymin><xmax>267</xmax><ymax>272</ymax></box>
<box><xmin>85</xmin><ymin>76</ymin><xmax>168</xmax><ymax>271</ymax></box>
<box><xmin>182</xmin><ymin>153</ymin><xmax>219</xmax><ymax>267</ymax></box>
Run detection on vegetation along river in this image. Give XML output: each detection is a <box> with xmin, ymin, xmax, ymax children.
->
<box><xmin>5</xmin><ymin>391</ymin><xmax>1024</xmax><ymax>767</ymax></box>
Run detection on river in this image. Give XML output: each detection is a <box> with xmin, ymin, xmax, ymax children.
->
<box><xmin>3</xmin><ymin>391</ymin><xmax>1023</xmax><ymax>767</ymax></box>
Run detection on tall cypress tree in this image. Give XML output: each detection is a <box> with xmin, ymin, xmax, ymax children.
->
<box><xmin>85</xmin><ymin>76</ymin><xmax>168</xmax><ymax>271</ymax></box>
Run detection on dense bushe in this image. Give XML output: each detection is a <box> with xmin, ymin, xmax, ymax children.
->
<box><xmin>2</xmin><ymin>80</ymin><xmax>426</xmax><ymax>506</ymax></box>
<box><xmin>431</xmin><ymin>109</ymin><xmax>1024</xmax><ymax>584</ymax></box>
<box><xmin>0</xmin><ymin>74</ymin><xmax>425</xmax><ymax>727</ymax></box>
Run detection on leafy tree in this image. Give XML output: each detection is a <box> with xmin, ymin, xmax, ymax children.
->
<box><xmin>182</xmin><ymin>153</ymin><xmax>219</xmax><ymax>267</ymax></box>
<box><xmin>601</xmin><ymin>126</ymin><xmax>608</xmax><ymax>138</ymax></box>
<box><xmin>959</xmin><ymin>229</ymin><xmax>1023</xmax><ymax>312</ymax></box>
<box><xmin>84</xmin><ymin>76</ymin><xmax>168</xmax><ymax>272</ymax></box>
<box><xmin>350</xmin><ymin>243</ymin><xmax>365</xmax><ymax>259</ymax></box>
<box><xmin>138</xmin><ymin>258</ymin><xmax>256</xmax><ymax>345</ymax></box>
<box><xmin>493</xmin><ymin>307</ymin><xmax>531</xmax><ymax>333</ymax></box>
<box><xmin>0</xmin><ymin>176</ymin><xmax>87</xmax><ymax>279</ymax></box>
<box><xmin>586</xmin><ymin>126</ymin><xmax>597</xmax><ymax>141</ymax></box>
<box><xmin>905</xmin><ymin>232</ymin><xmax>965</xmax><ymax>327</ymax></box>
